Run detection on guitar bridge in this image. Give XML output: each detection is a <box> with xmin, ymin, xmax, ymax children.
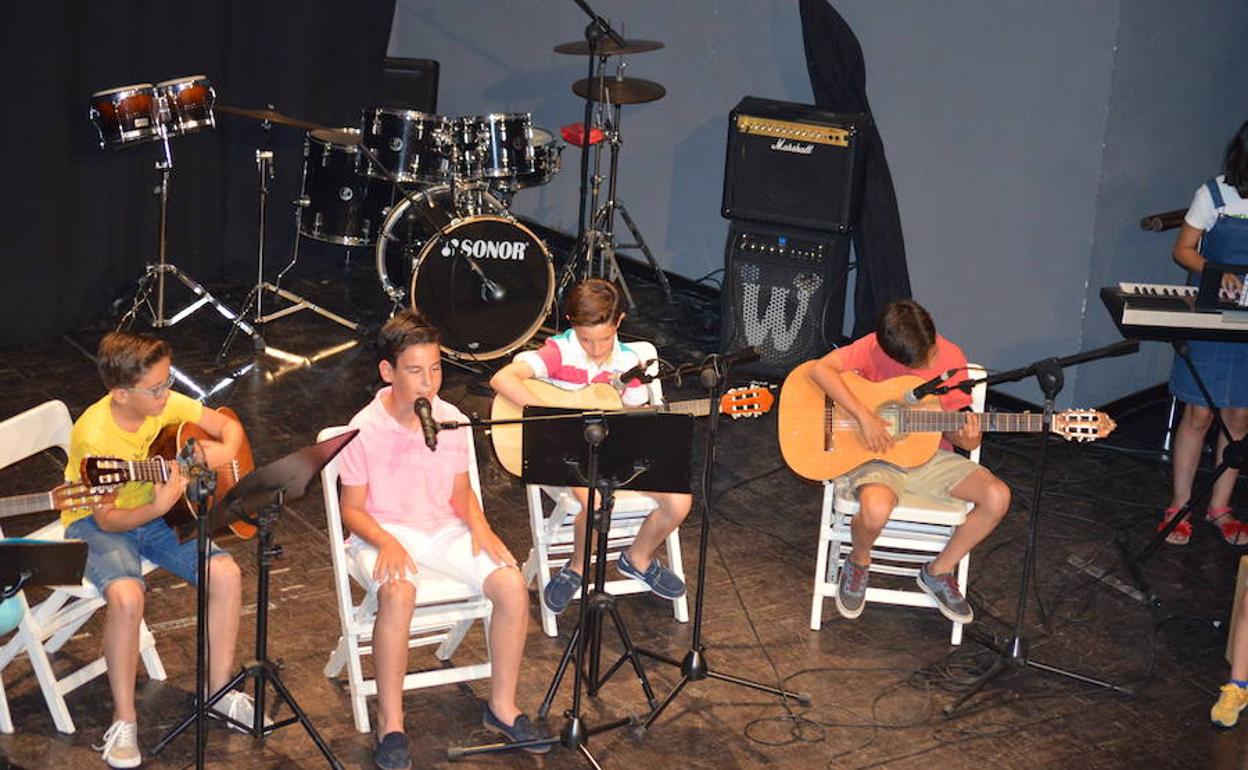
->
<box><xmin>823</xmin><ymin>398</ymin><xmax>836</xmax><ymax>452</ymax></box>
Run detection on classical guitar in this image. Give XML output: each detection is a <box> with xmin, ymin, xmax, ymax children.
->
<box><xmin>0</xmin><ymin>484</ymin><xmax>116</xmax><ymax>521</ymax></box>
<box><xmin>80</xmin><ymin>407</ymin><xmax>257</xmax><ymax>541</ymax></box>
<box><xmin>778</xmin><ymin>362</ymin><xmax>1115</xmax><ymax>481</ymax></box>
<box><xmin>491</xmin><ymin>380</ymin><xmax>775</xmax><ymax>477</ymax></box>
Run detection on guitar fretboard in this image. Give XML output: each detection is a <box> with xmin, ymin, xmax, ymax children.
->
<box><xmin>0</xmin><ymin>492</ymin><xmax>54</xmax><ymax>518</ymax></box>
<box><xmin>663</xmin><ymin>399</ymin><xmax>711</xmax><ymax>417</ymax></box>
<box><xmin>899</xmin><ymin>410</ymin><xmax>1042</xmax><ymax>434</ymax></box>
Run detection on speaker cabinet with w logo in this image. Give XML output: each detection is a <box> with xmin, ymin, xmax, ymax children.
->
<box><xmin>719</xmin><ymin>220</ymin><xmax>851</xmax><ymax>377</ymax></box>
<box><xmin>721</xmin><ymin>96</ymin><xmax>866</xmax><ymax>233</ymax></box>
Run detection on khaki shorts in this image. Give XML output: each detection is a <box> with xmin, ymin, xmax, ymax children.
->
<box><xmin>842</xmin><ymin>449</ymin><xmax>980</xmax><ymax>503</ymax></box>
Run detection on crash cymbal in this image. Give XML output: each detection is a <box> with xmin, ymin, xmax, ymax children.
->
<box><xmin>571</xmin><ymin>76</ymin><xmax>666</xmax><ymax>105</ymax></box>
<box><xmin>310</xmin><ymin>128</ymin><xmax>361</xmax><ymax>146</ymax></box>
<box><xmin>553</xmin><ymin>38</ymin><xmax>664</xmax><ymax>56</ymax></box>
<box><xmin>217</xmin><ymin>104</ymin><xmax>326</xmax><ymax>132</ymax></box>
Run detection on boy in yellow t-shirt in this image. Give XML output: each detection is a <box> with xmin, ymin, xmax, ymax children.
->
<box><xmin>62</xmin><ymin>331</ymin><xmax>249</xmax><ymax>769</ymax></box>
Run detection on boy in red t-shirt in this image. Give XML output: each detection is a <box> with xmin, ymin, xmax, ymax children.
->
<box><xmin>810</xmin><ymin>300</ymin><xmax>1011</xmax><ymax>625</ymax></box>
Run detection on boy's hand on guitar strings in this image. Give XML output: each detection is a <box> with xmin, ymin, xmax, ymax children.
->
<box><xmin>857</xmin><ymin>411</ymin><xmax>895</xmax><ymax>453</ymax></box>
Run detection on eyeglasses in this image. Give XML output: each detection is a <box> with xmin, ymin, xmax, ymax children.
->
<box><xmin>127</xmin><ymin>374</ymin><xmax>175</xmax><ymax>398</ymax></box>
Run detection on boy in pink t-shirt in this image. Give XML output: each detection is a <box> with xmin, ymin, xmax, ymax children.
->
<box><xmin>337</xmin><ymin>310</ymin><xmax>547</xmax><ymax>767</ymax></box>
<box><xmin>810</xmin><ymin>300</ymin><xmax>1011</xmax><ymax>626</ymax></box>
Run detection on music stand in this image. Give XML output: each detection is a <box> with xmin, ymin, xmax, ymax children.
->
<box><xmin>153</xmin><ymin>431</ymin><xmax>357</xmax><ymax>770</ymax></box>
<box><xmin>448</xmin><ymin>409</ymin><xmax>692</xmax><ymax>766</ymax></box>
<box><xmin>0</xmin><ymin>541</ymin><xmax>88</xmax><ymax>601</ymax></box>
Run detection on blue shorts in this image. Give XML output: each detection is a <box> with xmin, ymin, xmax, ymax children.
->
<box><xmin>64</xmin><ymin>515</ymin><xmax>228</xmax><ymax>593</ymax></box>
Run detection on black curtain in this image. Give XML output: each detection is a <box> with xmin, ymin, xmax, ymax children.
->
<box><xmin>798</xmin><ymin>0</ymin><xmax>912</xmax><ymax>337</ymax></box>
<box><xmin>0</xmin><ymin>0</ymin><xmax>395</xmax><ymax>345</ymax></box>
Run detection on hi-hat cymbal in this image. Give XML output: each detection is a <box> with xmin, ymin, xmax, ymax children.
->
<box><xmin>217</xmin><ymin>104</ymin><xmax>326</xmax><ymax>132</ymax></box>
<box><xmin>571</xmin><ymin>76</ymin><xmax>666</xmax><ymax>105</ymax></box>
<box><xmin>553</xmin><ymin>38</ymin><xmax>664</xmax><ymax>56</ymax></box>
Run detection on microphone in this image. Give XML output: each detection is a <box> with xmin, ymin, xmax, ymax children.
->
<box><xmin>414</xmin><ymin>398</ymin><xmax>439</xmax><ymax>451</ymax></box>
<box><xmin>903</xmin><ymin>368</ymin><xmax>958</xmax><ymax>405</ymax></box>
<box><xmin>616</xmin><ymin>359</ymin><xmax>655</xmax><ymax>386</ymax></box>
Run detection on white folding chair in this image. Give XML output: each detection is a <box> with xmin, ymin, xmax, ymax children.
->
<box><xmin>810</xmin><ymin>365</ymin><xmax>988</xmax><ymax>645</ymax></box>
<box><xmin>0</xmin><ymin>400</ymin><xmax>166</xmax><ymax>734</ymax></box>
<box><xmin>320</xmin><ymin>425</ymin><xmax>493</xmax><ymax>734</ymax></box>
<box><xmin>519</xmin><ymin>341</ymin><xmax>689</xmax><ymax>637</ymax></box>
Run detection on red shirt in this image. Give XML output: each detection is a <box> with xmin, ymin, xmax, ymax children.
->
<box><xmin>833</xmin><ymin>333</ymin><xmax>972</xmax><ymax>450</ymax></box>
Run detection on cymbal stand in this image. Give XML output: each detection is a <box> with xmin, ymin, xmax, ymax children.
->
<box><xmin>218</xmin><ymin>119</ymin><xmax>360</xmax><ymax>364</ymax></box>
<box><xmin>583</xmin><ymin>81</ymin><xmax>673</xmax><ymax>309</ymax></box>
<box><xmin>117</xmin><ymin>116</ymin><xmax>258</xmax><ymax>340</ymax></box>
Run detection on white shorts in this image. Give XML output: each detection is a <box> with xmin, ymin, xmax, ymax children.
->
<box><xmin>346</xmin><ymin>521</ymin><xmax>508</xmax><ymax>595</ymax></box>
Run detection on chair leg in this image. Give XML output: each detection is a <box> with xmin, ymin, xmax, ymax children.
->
<box><xmin>664</xmin><ymin>530</ymin><xmax>689</xmax><ymax>623</ymax></box>
<box><xmin>16</xmin><ymin>599</ymin><xmax>76</xmax><ymax>734</ymax></box>
<box><xmin>137</xmin><ymin>620</ymin><xmax>167</xmax><ymax>681</ymax></box>
<box><xmin>342</xmin><ymin>636</ymin><xmax>371</xmax><ymax>734</ymax></box>
<box><xmin>324</xmin><ymin>636</ymin><xmax>349</xmax><ymax>679</ymax></box>
<box><xmin>811</xmin><ymin>484</ymin><xmax>837</xmax><ymax>631</ymax></box>
<box><xmin>436</xmin><ymin>619</ymin><xmax>472</xmax><ymax>661</ymax></box>
<box><xmin>0</xmin><ymin>675</ymin><xmax>12</xmax><ymax>734</ymax></box>
<box><xmin>950</xmin><ymin>551</ymin><xmax>970</xmax><ymax>646</ymax></box>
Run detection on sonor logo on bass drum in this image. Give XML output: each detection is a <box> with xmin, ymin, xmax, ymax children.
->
<box><xmin>441</xmin><ymin>238</ymin><xmax>531</xmax><ymax>259</ymax></box>
<box><xmin>769</xmin><ymin>138</ymin><xmax>814</xmax><ymax>155</ymax></box>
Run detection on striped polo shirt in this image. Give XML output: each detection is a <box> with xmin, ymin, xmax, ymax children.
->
<box><xmin>515</xmin><ymin>329</ymin><xmax>653</xmax><ymax>406</ymax></box>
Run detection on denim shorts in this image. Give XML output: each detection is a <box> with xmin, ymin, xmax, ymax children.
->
<box><xmin>64</xmin><ymin>515</ymin><xmax>227</xmax><ymax>593</ymax></box>
<box><xmin>1169</xmin><ymin>340</ymin><xmax>1248</xmax><ymax>408</ymax></box>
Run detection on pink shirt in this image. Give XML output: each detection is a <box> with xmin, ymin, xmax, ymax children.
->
<box><xmin>514</xmin><ymin>329</ymin><xmax>651</xmax><ymax>407</ymax></box>
<box><xmin>834</xmin><ymin>333</ymin><xmax>972</xmax><ymax>451</ymax></box>
<box><xmin>336</xmin><ymin>388</ymin><xmax>469</xmax><ymax>534</ymax></box>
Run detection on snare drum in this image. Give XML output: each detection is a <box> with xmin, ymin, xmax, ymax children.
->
<box><xmin>362</xmin><ymin>108</ymin><xmax>452</xmax><ymax>183</ymax></box>
<box><xmin>89</xmin><ymin>84</ymin><xmax>160</xmax><ymax>148</ymax></box>
<box><xmin>375</xmin><ymin>184</ymin><xmax>553</xmax><ymax>359</ymax></box>
<box><xmin>454</xmin><ymin>113</ymin><xmax>534</xmax><ymax>181</ymax></box>
<box><xmin>299</xmin><ymin>128</ymin><xmax>390</xmax><ymax>246</ymax></box>
<box><xmin>155</xmin><ymin>75</ymin><xmax>216</xmax><ymax>135</ymax></box>
<box><xmin>503</xmin><ymin>127</ymin><xmax>563</xmax><ymax>190</ymax></box>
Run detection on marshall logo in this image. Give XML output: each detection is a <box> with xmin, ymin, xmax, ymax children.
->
<box><xmin>441</xmin><ymin>238</ymin><xmax>530</xmax><ymax>260</ymax></box>
<box><xmin>770</xmin><ymin>138</ymin><xmax>815</xmax><ymax>155</ymax></box>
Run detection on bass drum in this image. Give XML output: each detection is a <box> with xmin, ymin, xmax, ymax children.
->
<box><xmin>375</xmin><ymin>185</ymin><xmax>554</xmax><ymax>360</ymax></box>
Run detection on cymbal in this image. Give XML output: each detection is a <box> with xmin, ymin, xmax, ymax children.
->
<box><xmin>571</xmin><ymin>76</ymin><xmax>666</xmax><ymax>105</ymax></box>
<box><xmin>553</xmin><ymin>38</ymin><xmax>664</xmax><ymax>56</ymax></box>
<box><xmin>217</xmin><ymin>104</ymin><xmax>325</xmax><ymax>132</ymax></box>
<box><xmin>310</xmin><ymin>128</ymin><xmax>361</xmax><ymax>146</ymax></box>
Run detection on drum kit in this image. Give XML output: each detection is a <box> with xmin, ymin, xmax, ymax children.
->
<box><xmin>87</xmin><ymin>23</ymin><xmax>672</xmax><ymax>366</ymax></box>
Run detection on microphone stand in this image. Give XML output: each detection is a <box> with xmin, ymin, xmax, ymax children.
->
<box><xmin>938</xmin><ymin>340</ymin><xmax>1138</xmax><ymax>716</ymax></box>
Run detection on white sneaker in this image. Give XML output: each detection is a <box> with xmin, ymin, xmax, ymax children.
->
<box><xmin>94</xmin><ymin>720</ymin><xmax>140</xmax><ymax>768</ymax></box>
<box><xmin>213</xmin><ymin>690</ymin><xmax>271</xmax><ymax>732</ymax></box>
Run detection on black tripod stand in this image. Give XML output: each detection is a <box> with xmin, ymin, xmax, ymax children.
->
<box><xmin>153</xmin><ymin>432</ymin><xmax>358</xmax><ymax>769</ymax></box>
<box><xmin>1118</xmin><ymin>339</ymin><xmax>1248</xmax><ymax>610</ymax></box>
<box><xmin>448</xmin><ymin>408</ymin><xmax>693</xmax><ymax>765</ymax></box>
<box><xmin>942</xmin><ymin>342</ymin><xmax>1139</xmax><ymax>716</ymax></box>
<box><xmin>630</xmin><ymin>351</ymin><xmax>812</xmax><ymax>730</ymax></box>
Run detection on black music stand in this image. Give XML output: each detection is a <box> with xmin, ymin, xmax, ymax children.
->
<box><xmin>153</xmin><ymin>431</ymin><xmax>357</xmax><ymax>770</ymax></box>
<box><xmin>0</xmin><ymin>541</ymin><xmax>88</xmax><ymax>601</ymax></box>
<box><xmin>448</xmin><ymin>408</ymin><xmax>692</xmax><ymax>766</ymax></box>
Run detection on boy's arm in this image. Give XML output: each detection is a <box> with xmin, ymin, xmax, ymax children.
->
<box><xmin>450</xmin><ymin>472</ymin><xmax>516</xmax><ymax>567</ymax></box>
<box><xmin>489</xmin><ymin>360</ymin><xmax>542</xmax><ymax>407</ymax></box>
<box><xmin>340</xmin><ymin>483</ymin><xmax>416</xmax><ymax>583</ymax></box>
<box><xmin>193</xmin><ymin>408</ymin><xmax>245</xmax><ymax>467</ymax></box>
<box><xmin>809</xmin><ymin>351</ymin><xmax>894</xmax><ymax>452</ymax></box>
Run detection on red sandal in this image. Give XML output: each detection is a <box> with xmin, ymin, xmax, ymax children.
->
<box><xmin>1158</xmin><ymin>507</ymin><xmax>1192</xmax><ymax>545</ymax></box>
<box><xmin>1207</xmin><ymin>507</ymin><xmax>1248</xmax><ymax>546</ymax></box>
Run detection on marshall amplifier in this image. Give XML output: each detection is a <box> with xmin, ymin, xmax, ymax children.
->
<box><xmin>721</xmin><ymin>96</ymin><xmax>867</xmax><ymax>233</ymax></box>
<box><xmin>719</xmin><ymin>220</ymin><xmax>851</xmax><ymax>377</ymax></box>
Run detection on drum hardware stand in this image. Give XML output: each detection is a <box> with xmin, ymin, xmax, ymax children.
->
<box><xmin>939</xmin><ymin>342</ymin><xmax>1140</xmax><ymax>717</ymax></box>
<box><xmin>629</xmin><ymin>349</ymin><xmax>812</xmax><ymax>732</ymax></box>
<box><xmin>446</xmin><ymin>408</ymin><xmax>693</xmax><ymax>764</ymax></box>
<box><xmin>218</xmin><ymin>124</ymin><xmax>360</xmax><ymax>366</ymax></box>
<box><xmin>154</xmin><ymin>434</ymin><xmax>357</xmax><ymax>770</ymax></box>
<box><xmin>117</xmin><ymin>118</ymin><xmax>258</xmax><ymax>342</ymax></box>
<box><xmin>1117</xmin><ymin>339</ymin><xmax>1248</xmax><ymax>613</ymax></box>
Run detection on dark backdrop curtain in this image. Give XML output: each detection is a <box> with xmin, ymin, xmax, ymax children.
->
<box><xmin>798</xmin><ymin>0</ymin><xmax>912</xmax><ymax>337</ymax></box>
<box><xmin>0</xmin><ymin>0</ymin><xmax>395</xmax><ymax>345</ymax></box>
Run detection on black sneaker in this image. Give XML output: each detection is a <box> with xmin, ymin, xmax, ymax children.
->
<box><xmin>617</xmin><ymin>550</ymin><xmax>686</xmax><ymax>600</ymax></box>
<box><xmin>834</xmin><ymin>559</ymin><xmax>868</xmax><ymax>619</ymax></box>
<box><xmin>916</xmin><ymin>563</ymin><xmax>974</xmax><ymax>624</ymax></box>
<box><xmin>374</xmin><ymin>731</ymin><xmax>411</xmax><ymax>770</ymax></box>
<box><xmin>481</xmin><ymin>705</ymin><xmax>552</xmax><ymax>754</ymax></box>
<box><xmin>543</xmin><ymin>565</ymin><xmax>583</xmax><ymax>614</ymax></box>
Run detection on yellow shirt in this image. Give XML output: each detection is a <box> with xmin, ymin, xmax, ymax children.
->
<box><xmin>62</xmin><ymin>391</ymin><xmax>203</xmax><ymax>527</ymax></box>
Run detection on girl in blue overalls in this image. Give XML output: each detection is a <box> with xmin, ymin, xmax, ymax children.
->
<box><xmin>1162</xmin><ymin>120</ymin><xmax>1248</xmax><ymax>547</ymax></box>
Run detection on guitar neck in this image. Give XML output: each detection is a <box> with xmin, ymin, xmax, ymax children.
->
<box><xmin>121</xmin><ymin>459</ymin><xmax>171</xmax><ymax>484</ymax></box>
<box><xmin>899</xmin><ymin>410</ymin><xmax>1043</xmax><ymax>434</ymax></box>
<box><xmin>662</xmin><ymin>399</ymin><xmax>711</xmax><ymax>417</ymax></box>
<box><xmin>0</xmin><ymin>491</ymin><xmax>55</xmax><ymax>519</ymax></box>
